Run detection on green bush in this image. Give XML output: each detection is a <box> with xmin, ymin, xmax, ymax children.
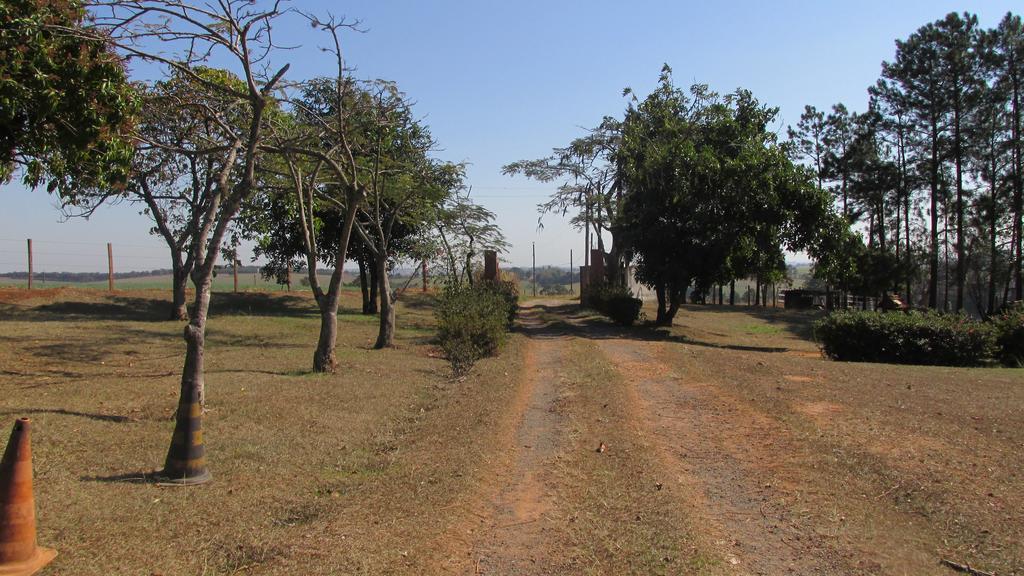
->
<box><xmin>814</xmin><ymin>310</ymin><xmax>995</xmax><ymax>366</ymax></box>
<box><xmin>588</xmin><ymin>283</ymin><xmax>643</xmax><ymax>326</ymax></box>
<box><xmin>435</xmin><ymin>283</ymin><xmax>513</xmax><ymax>376</ymax></box>
<box><xmin>478</xmin><ymin>278</ymin><xmax>519</xmax><ymax>327</ymax></box>
<box><xmin>991</xmin><ymin>302</ymin><xmax>1024</xmax><ymax>367</ymax></box>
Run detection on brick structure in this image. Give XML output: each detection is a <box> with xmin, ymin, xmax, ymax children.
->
<box><xmin>483</xmin><ymin>250</ymin><xmax>499</xmax><ymax>281</ymax></box>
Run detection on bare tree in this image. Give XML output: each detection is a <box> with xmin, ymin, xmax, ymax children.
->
<box><xmin>86</xmin><ymin>0</ymin><xmax>293</xmax><ymax>483</ymax></box>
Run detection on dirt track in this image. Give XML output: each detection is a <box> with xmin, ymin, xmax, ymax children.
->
<box><xmin>453</xmin><ymin>300</ymin><xmax>1023</xmax><ymax>576</ymax></box>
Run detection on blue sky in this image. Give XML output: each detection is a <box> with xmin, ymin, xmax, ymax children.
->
<box><xmin>2</xmin><ymin>1</ymin><xmax>1021</xmax><ymax>273</ymax></box>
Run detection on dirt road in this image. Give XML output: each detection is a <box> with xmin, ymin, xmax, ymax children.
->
<box><xmin>451</xmin><ymin>300</ymin><xmax>1021</xmax><ymax>575</ymax></box>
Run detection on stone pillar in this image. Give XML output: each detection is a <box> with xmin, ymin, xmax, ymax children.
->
<box><xmin>483</xmin><ymin>250</ymin><xmax>499</xmax><ymax>282</ymax></box>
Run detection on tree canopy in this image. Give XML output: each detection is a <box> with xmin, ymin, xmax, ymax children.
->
<box><xmin>0</xmin><ymin>0</ymin><xmax>136</xmax><ymax>196</ymax></box>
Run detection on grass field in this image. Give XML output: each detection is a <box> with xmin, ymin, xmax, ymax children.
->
<box><xmin>0</xmin><ymin>288</ymin><xmax>1020</xmax><ymax>575</ymax></box>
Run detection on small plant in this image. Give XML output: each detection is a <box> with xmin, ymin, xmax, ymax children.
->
<box><xmin>990</xmin><ymin>301</ymin><xmax>1024</xmax><ymax>367</ymax></box>
<box><xmin>435</xmin><ymin>282</ymin><xmax>513</xmax><ymax>376</ymax></box>
<box><xmin>814</xmin><ymin>310</ymin><xmax>995</xmax><ymax>366</ymax></box>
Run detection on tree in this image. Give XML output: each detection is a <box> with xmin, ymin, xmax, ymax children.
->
<box><xmin>0</xmin><ymin>0</ymin><xmax>136</xmax><ymax>196</ymax></box>
<box><xmin>935</xmin><ymin>12</ymin><xmax>982</xmax><ymax>311</ymax></box>
<box><xmin>787</xmin><ymin>105</ymin><xmax>827</xmax><ymax>191</ymax></box>
<box><xmin>260</xmin><ymin>16</ymin><xmax>376</xmax><ymax>373</ymax></box>
<box><xmin>882</xmin><ymin>21</ymin><xmax>950</xmax><ymax>309</ymax></box>
<box><xmin>91</xmin><ymin>0</ymin><xmax>293</xmax><ymax>483</ymax></box>
<box><xmin>432</xmin><ymin>191</ymin><xmax>509</xmax><ymax>285</ymax></box>
<box><xmin>70</xmin><ymin>70</ymin><xmax>248</xmax><ymax>320</ymax></box>
<box><xmin>350</xmin><ymin>100</ymin><xmax>453</xmax><ymax>348</ymax></box>
<box><xmin>616</xmin><ymin>67</ymin><xmax>839</xmax><ymax>325</ymax></box>
<box><xmin>503</xmin><ymin>118</ymin><xmax>624</xmax><ymax>285</ymax></box>
<box><xmin>992</xmin><ymin>13</ymin><xmax>1024</xmax><ymax>302</ymax></box>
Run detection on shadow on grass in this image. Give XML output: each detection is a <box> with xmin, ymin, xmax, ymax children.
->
<box><xmin>516</xmin><ymin>302</ymin><xmax>797</xmax><ymax>354</ymax></box>
<box><xmin>81</xmin><ymin>471</ymin><xmax>160</xmax><ymax>484</ymax></box>
<box><xmin>2</xmin><ymin>292</ymin><xmax>316</xmax><ymax>323</ymax></box>
<box><xmin>0</xmin><ymin>408</ymin><xmax>134</xmax><ymax>423</ymax></box>
<box><xmin>676</xmin><ymin>302</ymin><xmax>822</xmax><ymax>342</ymax></box>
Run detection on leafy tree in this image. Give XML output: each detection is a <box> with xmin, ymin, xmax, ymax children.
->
<box><xmin>0</xmin><ymin>0</ymin><xmax>136</xmax><ymax>196</ymax></box>
<box><xmin>70</xmin><ymin>69</ymin><xmax>249</xmax><ymax>320</ymax></box>
<box><xmin>616</xmin><ymin>66</ymin><xmax>839</xmax><ymax>325</ymax></box>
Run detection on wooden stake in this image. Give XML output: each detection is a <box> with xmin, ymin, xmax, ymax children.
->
<box><xmin>532</xmin><ymin>242</ymin><xmax>536</xmax><ymax>297</ymax></box>
<box><xmin>26</xmin><ymin>239</ymin><xmax>33</xmax><ymax>290</ymax></box>
<box><xmin>107</xmin><ymin>242</ymin><xmax>114</xmax><ymax>292</ymax></box>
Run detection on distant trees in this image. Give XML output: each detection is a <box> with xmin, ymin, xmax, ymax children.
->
<box><xmin>793</xmin><ymin>11</ymin><xmax>1024</xmax><ymax>315</ymax></box>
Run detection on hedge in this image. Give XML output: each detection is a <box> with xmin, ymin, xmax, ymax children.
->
<box><xmin>814</xmin><ymin>310</ymin><xmax>995</xmax><ymax>366</ymax></box>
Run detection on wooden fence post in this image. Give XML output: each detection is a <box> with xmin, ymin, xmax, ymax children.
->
<box><xmin>26</xmin><ymin>239</ymin><xmax>33</xmax><ymax>290</ymax></box>
<box><xmin>107</xmin><ymin>243</ymin><xmax>114</xmax><ymax>292</ymax></box>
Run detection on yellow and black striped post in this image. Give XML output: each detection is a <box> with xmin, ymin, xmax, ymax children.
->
<box><xmin>158</xmin><ymin>384</ymin><xmax>210</xmax><ymax>485</ymax></box>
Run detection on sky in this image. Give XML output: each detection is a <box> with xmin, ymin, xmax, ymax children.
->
<box><xmin>2</xmin><ymin>0</ymin><xmax>1021</xmax><ymax>274</ymax></box>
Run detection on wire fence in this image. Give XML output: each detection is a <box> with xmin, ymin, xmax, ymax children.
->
<box><xmin>0</xmin><ymin>238</ymin><xmax>287</xmax><ymax>292</ymax></box>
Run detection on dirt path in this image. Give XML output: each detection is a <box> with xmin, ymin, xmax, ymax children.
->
<box><xmin>465</xmin><ymin>302</ymin><xmax>575</xmax><ymax>575</ymax></box>
<box><xmin>456</xmin><ymin>302</ymin><xmax>949</xmax><ymax>575</ymax></box>
<box><xmin>593</xmin><ymin>336</ymin><xmax>943</xmax><ymax>576</ymax></box>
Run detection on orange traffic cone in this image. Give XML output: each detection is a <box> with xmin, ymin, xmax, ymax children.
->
<box><xmin>157</xmin><ymin>383</ymin><xmax>210</xmax><ymax>485</ymax></box>
<box><xmin>0</xmin><ymin>418</ymin><xmax>56</xmax><ymax>576</ymax></box>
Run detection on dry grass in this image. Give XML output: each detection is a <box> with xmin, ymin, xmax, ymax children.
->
<box><xmin>655</xmin><ymin>302</ymin><xmax>1024</xmax><ymax>574</ymax></box>
<box><xmin>0</xmin><ymin>287</ymin><xmax>525</xmax><ymax>575</ymax></box>
<box><xmin>553</xmin><ymin>338</ymin><xmax>722</xmax><ymax>575</ymax></box>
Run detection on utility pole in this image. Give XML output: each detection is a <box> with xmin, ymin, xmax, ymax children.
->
<box><xmin>570</xmin><ymin>249</ymin><xmax>573</xmax><ymax>294</ymax></box>
<box><xmin>532</xmin><ymin>242</ymin><xmax>537</xmax><ymax>297</ymax></box>
<box><xmin>107</xmin><ymin>242</ymin><xmax>114</xmax><ymax>292</ymax></box>
<box><xmin>26</xmin><ymin>239</ymin><xmax>32</xmax><ymax>290</ymax></box>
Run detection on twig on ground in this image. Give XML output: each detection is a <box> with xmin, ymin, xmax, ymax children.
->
<box><xmin>940</xmin><ymin>558</ymin><xmax>996</xmax><ymax>576</ymax></box>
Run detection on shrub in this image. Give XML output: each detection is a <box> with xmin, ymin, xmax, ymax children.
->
<box><xmin>990</xmin><ymin>302</ymin><xmax>1024</xmax><ymax>367</ymax></box>
<box><xmin>479</xmin><ymin>278</ymin><xmax>519</xmax><ymax>328</ymax></box>
<box><xmin>435</xmin><ymin>283</ymin><xmax>513</xmax><ymax>376</ymax></box>
<box><xmin>588</xmin><ymin>283</ymin><xmax>643</xmax><ymax>326</ymax></box>
<box><xmin>814</xmin><ymin>310</ymin><xmax>995</xmax><ymax>366</ymax></box>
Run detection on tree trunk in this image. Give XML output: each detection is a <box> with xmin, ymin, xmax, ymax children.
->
<box><xmin>170</xmin><ymin>265</ymin><xmax>189</xmax><ymax>321</ymax></box>
<box><xmin>358</xmin><ymin>257</ymin><xmax>371</xmax><ymax>313</ymax></box>
<box><xmin>954</xmin><ymin>99</ymin><xmax>965</xmax><ymax>312</ymax></box>
<box><xmin>374</xmin><ymin>252</ymin><xmax>396</xmax><ymax>349</ymax></box>
<box><xmin>1013</xmin><ymin>70</ymin><xmax>1023</xmax><ymax>301</ymax></box>
<box><xmin>310</xmin><ymin>197</ymin><xmax>361</xmax><ymax>373</ymax></box>
<box><xmin>929</xmin><ymin>119</ymin><xmax>940</xmax><ymax>309</ymax></box>
<box><xmin>664</xmin><ymin>283</ymin><xmax>685</xmax><ymax>324</ymax></box>
<box><xmin>313</xmin><ymin>308</ymin><xmax>338</xmax><ymax>372</ymax></box>
<box><xmin>655</xmin><ymin>282</ymin><xmax>668</xmax><ymax>325</ymax></box>
<box><xmin>182</xmin><ymin>272</ymin><xmax>213</xmax><ymax>408</ymax></box>
<box><xmin>368</xmin><ymin>256</ymin><xmax>379</xmax><ymax>314</ymax></box>
<box><xmin>905</xmin><ymin>187</ymin><xmax>912</xmax><ymax>306</ymax></box>
<box><xmin>989</xmin><ymin>140</ymin><xmax>1000</xmax><ymax>316</ymax></box>
<box><xmin>729</xmin><ymin>280</ymin><xmax>735</xmax><ymax>305</ymax></box>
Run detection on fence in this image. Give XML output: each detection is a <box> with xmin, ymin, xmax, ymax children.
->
<box><xmin>0</xmin><ymin>238</ymin><xmax>276</xmax><ymax>292</ymax></box>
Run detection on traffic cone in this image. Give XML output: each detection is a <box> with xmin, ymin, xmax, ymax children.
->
<box><xmin>157</xmin><ymin>383</ymin><xmax>210</xmax><ymax>485</ymax></box>
<box><xmin>0</xmin><ymin>418</ymin><xmax>57</xmax><ymax>576</ymax></box>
